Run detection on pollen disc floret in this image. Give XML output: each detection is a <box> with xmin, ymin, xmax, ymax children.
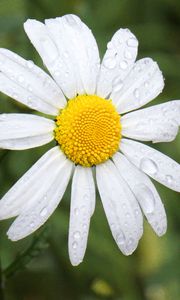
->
<box><xmin>54</xmin><ymin>95</ymin><xmax>121</xmax><ymax>167</ymax></box>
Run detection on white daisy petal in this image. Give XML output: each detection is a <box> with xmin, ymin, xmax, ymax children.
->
<box><xmin>97</xmin><ymin>28</ymin><xmax>138</xmax><ymax>98</ymax></box>
<box><xmin>112</xmin><ymin>58</ymin><xmax>164</xmax><ymax>113</ymax></box>
<box><xmin>121</xmin><ymin>100</ymin><xmax>180</xmax><ymax>143</ymax></box>
<box><xmin>121</xmin><ymin>139</ymin><xmax>180</xmax><ymax>192</ymax></box>
<box><xmin>24</xmin><ymin>15</ymin><xmax>100</xmax><ymax>98</ymax></box>
<box><xmin>0</xmin><ymin>49</ymin><xmax>66</xmax><ymax>114</ymax></box>
<box><xmin>96</xmin><ymin>160</ymin><xmax>141</xmax><ymax>255</ymax></box>
<box><xmin>69</xmin><ymin>166</ymin><xmax>95</xmax><ymax>266</ymax></box>
<box><xmin>113</xmin><ymin>153</ymin><xmax>167</xmax><ymax>236</ymax></box>
<box><xmin>0</xmin><ymin>73</ymin><xmax>58</xmax><ymax>116</ymax></box>
<box><xmin>7</xmin><ymin>149</ymin><xmax>73</xmax><ymax>241</ymax></box>
<box><xmin>0</xmin><ymin>146</ymin><xmax>63</xmax><ymax>219</ymax></box>
<box><xmin>112</xmin><ymin>155</ymin><xmax>143</xmax><ymax>234</ymax></box>
<box><xmin>0</xmin><ymin>113</ymin><xmax>54</xmax><ymax>150</ymax></box>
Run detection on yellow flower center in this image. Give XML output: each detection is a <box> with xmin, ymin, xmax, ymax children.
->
<box><xmin>54</xmin><ymin>95</ymin><xmax>121</xmax><ymax>167</ymax></box>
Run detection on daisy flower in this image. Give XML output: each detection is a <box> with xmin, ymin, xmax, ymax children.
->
<box><xmin>0</xmin><ymin>14</ymin><xmax>180</xmax><ymax>266</ymax></box>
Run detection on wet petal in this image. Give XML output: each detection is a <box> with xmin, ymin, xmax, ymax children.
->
<box><xmin>96</xmin><ymin>160</ymin><xmax>141</xmax><ymax>255</ymax></box>
<box><xmin>121</xmin><ymin>100</ymin><xmax>180</xmax><ymax>143</ymax></box>
<box><xmin>24</xmin><ymin>15</ymin><xmax>100</xmax><ymax>98</ymax></box>
<box><xmin>113</xmin><ymin>153</ymin><xmax>167</xmax><ymax>236</ymax></box>
<box><xmin>0</xmin><ymin>113</ymin><xmax>54</xmax><ymax>150</ymax></box>
<box><xmin>0</xmin><ymin>147</ymin><xmax>64</xmax><ymax>219</ymax></box>
<box><xmin>69</xmin><ymin>166</ymin><xmax>95</xmax><ymax>266</ymax></box>
<box><xmin>121</xmin><ymin>138</ymin><xmax>180</xmax><ymax>192</ymax></box>
<box><xmin>112</xmin><ymin>58</ymin><xmax>164</xmax><ymax>113</ymax></box>
<box><xmin>0</xmin><ymin>49</ymin><xmax>66</xmax><ymax>114</ymax></box>
<box><xmin>7</xmin><ymin>150</ymin><xmax>73</xmax><ymax>241</ymax></box>
<box><xmin>97</xmin><ymin>28</ymin><xmax>138</xmax><ymax>98</ymax></box>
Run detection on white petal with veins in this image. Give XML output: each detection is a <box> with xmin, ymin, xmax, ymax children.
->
<box><xmin>113</xmin><ymin>153</ymin><xmax>167</xmax><ymax>236</ymax></box>
<box><xmin>24</xmin><ymin>15</ymin><xmax>100</xmax><ymax>98</ymax></box>
<box><xmin>0</xmin><ymin>147</ymin><xmax>65</xmax><ymax>219</ymax></box>
<box><xmin>111</xmin><ymin>58</ymin><xmax>164</xmax><ymax>113</ymax></box>
<box><xmin>69</xmin><ymin>166</ymin><xmax>95</xmax><ymax>266</ymax></box>
<box><xmin>0</xmin><ymin>113</ymin><xmax>54</xmax><ymax>150</ymax></box>
<box><xmin>0</xmin><ymin>49</ymin><xmax>66</xmax><ymax>113</ymax></box>
<box><xmin>121</xmin><ymin>139</ymin><xmax>180</xmax><ymax>192</ymax></box>
<box><xmin>121</xmin><ymin>100</ymin><xmax>180</xmax><ymax>143</ymax></box>
<box><xmin>96</xmin><ymin>160</ymin><xmax>141</xmax><ymax>255</ymax></box>
<box><xmin>7</xmin><ymin>150</ymin><xmax>73</xmax><ymax>241</ymax></box>
<box><xmin>97</xmin><ymin>28</ymin><xmax>138</xmax><ymax>98</ymax></box>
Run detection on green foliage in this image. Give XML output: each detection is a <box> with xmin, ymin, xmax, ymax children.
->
<box><xmin>0</xmin><ymin>0</ymin><xmax>180</xmax><ymax>299</ymax></box>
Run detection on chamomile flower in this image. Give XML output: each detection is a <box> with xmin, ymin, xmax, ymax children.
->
<box><xmin>0</xmin><ymin>15</ymin><xmax>180</xmax><ymax>266</ymax></box>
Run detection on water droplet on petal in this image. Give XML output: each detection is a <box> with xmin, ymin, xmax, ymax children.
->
<box><xmin>134</xmin><ymin>183</ymin><xmax>155</xmax><ymax>214</ymax></box>
<box><xmin>27</xmin><ymin>60</ymin><xmax>34</xmax><ymax>69</ymax></box>
<box><xmin>116</xmin><ymin>231</ymin><xmax>126</xmax><ymax>245</ymax></box>
<box><xmin>18</xmin><ymin>75</ymin><xmax>24</xmax><ymax>83</ymax></box>
<box><xmin>134</xmin><ymin>209</ymin><xmax>139</xmax><ymax>217</ymax></box>
<box><xmin>134</xmin><ymin>88</ymin><xmax>140</xmax><ymax>99</ymax></box>
<box><xmin>120</xmin><ymin>60</ymin><xmax>128</xmax><ymax>70</ymax></box>
<box><xmin>127</xmin><ymin>37</ymin><xmax>138</xmax><ymax>47</ymax></box>
<box><xmin>30</xmin><ymin>222</ymin><xmax>35</xmax><ymax>228</ymax></box>
<box><xmin>140</xmin><ymin>158</ymin><xmax>158</xmax><ymax>175</ymax></box>
<box><xmin>74</xmin><ymin>208</ymin><xmax>79</xmax><ymax>216</ymax></box>
<box><xmin>40</xmin><ymin>207</ymin><xmax>48</xmax><ymax>217</ymax></box>
<box><xmin>73</xmin><ymin>231</ymin><xmax>81</xmax><ymax>240</ymax></box>
<box><xmin>124</xmin><ymin>50</ymin><xmax>132</xmax><ymax>59</ymax></box>
<box><xmin>72</xmin><ymin>241</ymin><xmax>78</xmax><ymax>249</ymax></box>
<box><xmin>165</xmin><ymin>174</ymin><xmax>173</xmax><ymax>184</ymax></box>
<box><xmin>144</xmin><ymin>81</ymin><xmax>149</xmax><ymax>88</ymax></box>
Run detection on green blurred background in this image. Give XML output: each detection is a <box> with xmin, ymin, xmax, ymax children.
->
<box><xmin>0</xmin><ymin>0</ymin><xmax>180</xmax><ymax>299</ymax></box>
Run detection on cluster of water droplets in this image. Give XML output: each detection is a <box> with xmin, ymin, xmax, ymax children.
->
<box><xmin>70</xmin><ymin>194</ymin><xmax>91</xmax><ymax>264</ymax></box>
<box><xmin>103</xmin><ymin>34</ymin><xmax>137</xmax><ymax>72</ymax></box>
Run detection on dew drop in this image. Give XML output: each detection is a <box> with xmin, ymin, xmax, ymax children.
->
<box><xmin>127</xmin><ymin>237</ymin><xmax>134</xmax><ymax>246</ymax></box>
<box><xmin>124</xmin><ymin>50</ymin><xmax>132</xmax><ymax>59</ymax></box>
<box><xmin>116</xmin><ymin>231</ymin><xmax>125</xmax><ymax>245</ymax></box>
<box><xmin>103</xmin><ymin>56</ymin><xmax>116</xmax><ymax>69</ymax></box>
<box><xmin>73</xmin><ymin>231</ymin><xmax>81</xmax><ymax>240</ymax></box>
<box><xmin>18</xmin><ymin>75</ymin><xmax>24</xmax><ymax>83</ymax></box>
<box><xmin>134</xmin><ymin>88</ymin><xmax>140</xmax><ymax>99</ymax></box>
<box><xmin>165</xmin><ymin>174</ymin><xmax>173</xmax><ymax>184</ymax></box>
<box><xmin>127</xmin><ymin>37</ymin><xmax>138</xmax><ymax>47</ymax></box>
<box><xmin>134</xmin><ymin>183</ymin><xmax>155</xmax><ymax>214</ymax></box>
<box><xmin>144</xmin><ymin>81</ymin><xmax>149</xmax><ymax>88</ymax></box>
<box><xmin>83</xmin><ymin>223</ymin><xmax>87</xmax><ymax>230</ymax></box>
<box><xmin>65</xmin><ymin>15</ymin><xmax>78</xmax><ymax>26</ymax></box>
<box><xmin>40</xmin><ymin>207</ymin><xmax>48</xmax><ymax>217</ymax></box>
<box><xmin>120</xmin><ymin>60</ymin><xmax>128</xmax><ymax>70</ymax></box>
<box><xmin>140</xmin><ymin>158</ymin><xmax>158</xmax><ymax>175</ymax></box>
<box><xmin>74</xmin><ymin>208</ymin><xmax>79</xmax><ymax>216</ymax></box>
<box><xmin>30</xmin><ymin>222</ymin><xmax>35</xmax><ymax>228</ymax></box>
<box><xmin>126</xmin><ymin>212</ymin><xmax>130</xmax><ymax>218</ymax></box>
<box><xmin>27</xmin><ymin>60</ymin><xmax>34</xmax><ymax>69</ymax></box>
<box><xmin>72</xmin><ymin>241</ymin><xmax>78</xmax><ymax>249</ymax></box>
<box><xmin>134</xmin><ymin>209</ymin><xmax>139</xmax><ymax>217</ymax></box>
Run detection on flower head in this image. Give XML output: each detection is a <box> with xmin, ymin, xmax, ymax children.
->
<box><xmin>0</xmin><ymin>14</ymin><xmax>179</xmax><ymax>266</ymax></box>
